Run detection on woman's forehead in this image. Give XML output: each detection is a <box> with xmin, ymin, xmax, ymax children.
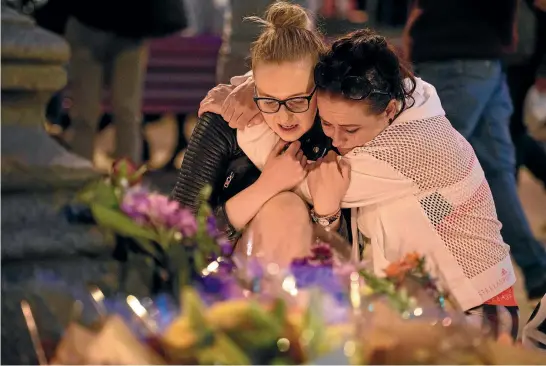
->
<box><xmin>318</xmin><ymin>92</ymin><xmax>365</xmax><ymax>118</ymax></box>
<box><xmin>254</xmin><ymin>59</ymin><xmax>314</xmax><ymax>99</ymax></box>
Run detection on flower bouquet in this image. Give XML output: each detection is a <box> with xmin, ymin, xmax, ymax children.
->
<box><xmin>49</xmin><ymin>278</ymin><xmax>352</xmax><ymax>365</ymax></box>
<box><xmin>72</xmin><ymin>159</ymin><xmax>231</xmax><ymax>300</ymax></box>
<box><xmin>358</xmin><ymin>252</ymin><xmax>454</xmax><ymax>316</ymax></box>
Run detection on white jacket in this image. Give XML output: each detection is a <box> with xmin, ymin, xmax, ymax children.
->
<box><xmin>237</xmin><ymin>78</ymin><xmax>515</xmax><ymax>311</ymax></box>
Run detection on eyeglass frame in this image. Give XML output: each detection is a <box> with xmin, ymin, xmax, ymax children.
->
<box><xmin>253</xmin><ymin>86</ymin><xmax>317</xmax><ymax>114</ymax></box>
<box><xmin>314</xmin><ymin>60</ymin><xmax>391</xmax><ymax>101</ymax></box>
<box><xmin>337</xmin><ymin>76</ymin><xmax>391</xmax><ymax>101</ymax></box>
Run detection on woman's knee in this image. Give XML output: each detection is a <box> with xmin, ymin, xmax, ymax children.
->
<box><xmin>242</xmin><ymin>192</ymin><xmax>313</xmax><ymax>265</ymax></box>
<box><xmin>257</xmin><ymin>192</ymin><xmax>309</xmax><ymax>222</ymax></box>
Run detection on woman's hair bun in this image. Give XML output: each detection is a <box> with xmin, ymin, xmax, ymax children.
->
<box><xmin>265</xmin><ymin>1</ymin><xmax>311</xmax><ymax>30</ymax></box>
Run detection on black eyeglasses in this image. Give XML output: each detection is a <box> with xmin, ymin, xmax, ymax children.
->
<box><xmin>337</xmin><ymin>76</ymin><xmax>391</xmax><ymax>100</ymax></box>
<box><xmin>314</xmin><ymin>62</ymin><xmax>390</xmax><ymax>100</ymax></box>
<box><xmin>253</xmin><ymin>86</ymin><xmax>317</xmax><ymax>114</ymax></box>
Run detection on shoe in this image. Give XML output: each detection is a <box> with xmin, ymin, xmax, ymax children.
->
<box><xmin>528</xmin><ymin>278</ymin><xmax>546</xmax><ymax>300</ymax></box>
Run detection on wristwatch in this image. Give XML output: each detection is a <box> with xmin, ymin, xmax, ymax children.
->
<box><xmin>310</xmin><ymin>208</ymin><xmax>341</xmax><ymax>228</ymax></box>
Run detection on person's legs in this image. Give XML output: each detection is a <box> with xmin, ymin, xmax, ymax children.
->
<box><xmin>236</xmin><ymin>192</ymin><xmax>314</xmax><ymax>267</ymax></box>
<box><xmin>506</xmin><ymin>63</ymin><xmax>546</xmax><ymax>188</ymax></box>
<box><xmin>465</xmin><ymin>305</ymin><xmax>520</xmax><ymax>342</ymax></box>
<box><xmin>110</xmin><ymin>41</ymin><xmax>148</xmax><ymax>164</ymax></box>
<box><xmin>65</xmin><ymin>17</ymin><xmax>105</xmax><ymax>161</ymax></box>
<box><xmin>471</xmin><ymin>67</ymin><xmax>546</xmax><ymax>294</ymax></box>
<box><xmin>45</xmin><ymin>92</ymin><xmax>64</xmax><ymax>127</ymax></box>
<box><xmin>417</xmin><ymin>60</ymin><xmax>546</xmax><ymax>296</ymax></box>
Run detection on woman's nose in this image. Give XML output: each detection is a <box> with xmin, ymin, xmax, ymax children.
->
<box><xmin>331</xmin><ymin>129</ymin><xmax>344</xmax><ymax>147</ymax></box>
<box><xmin>277</xmin><ymin>105</ymin><xmax>290</xmax><ymax>118</ymax></box>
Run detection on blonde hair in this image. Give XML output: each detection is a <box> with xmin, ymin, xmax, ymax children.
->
<box><xmin>246</xmin><ymin>1</ymin><xmax>327</xmax><ymax>68</ymax></box>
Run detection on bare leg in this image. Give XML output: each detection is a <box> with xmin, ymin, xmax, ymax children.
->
<box><xmin>236</xmin><ymin>192</ymin><xmax>313</xmax><ymax>267</ymax></box>
<box><xmin>65</xmin><ymin>18</ymin><xmax>104</xmax><ymax>162</ymax></box>
<box><xmin>110</xmin><ymin>41</ymin><xmax>148</xmax><ymax>165</ymax></box>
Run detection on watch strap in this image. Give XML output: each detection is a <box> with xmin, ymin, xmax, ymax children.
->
<box><xmin>310</xmin><ymin>208</ymin><xmax>341</xmax><ymax>227</ymax></box>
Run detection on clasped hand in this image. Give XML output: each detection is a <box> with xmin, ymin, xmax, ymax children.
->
<box><xmin>198</xmin><ymin>76</ymin><xmax>265</xmax><ymax>129</ymax></box>
<box><xmin>259</xmin><ymin>140</ymin><xmax>308</xmax><ymax>194</ymax></box>
<box><xmin>307</xmin><ymin>151</ymin><xmax>351</xmax><ymax>216</ymax></box>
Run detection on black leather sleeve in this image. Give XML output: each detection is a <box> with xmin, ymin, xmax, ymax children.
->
<box><xmin>171</xmin><ymin>113</ymin><xmax>237</xmax><ymax>214</ymax></box>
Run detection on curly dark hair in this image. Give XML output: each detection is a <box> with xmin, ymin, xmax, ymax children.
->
<box><xmin>314</xmin><ymin>29</ymin><xmax>416</xmax><ymax>118</ymax></box>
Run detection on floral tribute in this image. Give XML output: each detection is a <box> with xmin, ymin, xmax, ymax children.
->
<box><xmin>48</xmin><ymin>159</ymin><xmax>546</xmax><ymax>365</ymax></box>
<box><xmin>359</xmin><ymin>252</ymin><xmax>450</xmax><ymax>314</ymax></box>
<box><xmin>75</xmin><ymin>159</ymin><xmax>233</xmax><ymax>299</ymax></box>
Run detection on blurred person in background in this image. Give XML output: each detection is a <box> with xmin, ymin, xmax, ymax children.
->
<box><xmin>403</xmin><ymin>0</ymin><xmax>546</xmax><ymax>300</ymax></box>
<box><xmin>506</xmin><ymin>0</ymin><xmax>546</xmax><ymax>188</ymax></box>
<box><xmin>63</xmin><ymin>0</ymin><xmax>186</xmax><ymax>166</ymax></box>
<box><xmin>182</xmin><ymin>0</ymin><xmax>226</xmax><ymax>36</ymax></box>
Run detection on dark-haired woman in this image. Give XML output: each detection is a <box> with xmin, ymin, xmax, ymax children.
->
<box><xmin>206</xmin><ymin>29</ymin><xmax>519</xmax><ymax>339</ymax></box>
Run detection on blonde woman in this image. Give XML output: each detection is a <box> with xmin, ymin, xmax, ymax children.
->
<box><xmin>172</xmin><ymin>2</ymin><xmax>345</xmax><ymax>265</ymax></box>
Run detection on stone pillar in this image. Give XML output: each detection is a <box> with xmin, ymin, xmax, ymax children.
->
<box><xmin>0</xmin><ymin>7</ymin><xmax>113</xmax><ymax>363</ymax></box>
<box><xmin>1</xmin><ymin>5</ymin><xmax>98</xmax><ymax>192</ymax></box>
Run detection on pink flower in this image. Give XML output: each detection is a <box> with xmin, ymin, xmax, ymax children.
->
<box><xmin>147</xmin><ymin>194</ymin><xmax>180</xmax><ymax>226</ymax></box>
<box><xmin>120</xmin><ymin>187</ymin><xmax>152</xmax><ymax>224</ymax></box>
<box><xmin>169</xmin><ymin>207</ymin><xmax>198</xmax><ymax>237</ymax></box>
<box><xmin>121</xmin><ymin>189</ymin><xmax>197</xmax><ymax>236</ymax></box>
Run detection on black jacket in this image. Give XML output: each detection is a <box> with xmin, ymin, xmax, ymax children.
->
<box><xmin>32</xmin><ymin>0</ymin><xmax>187</xmax><ymax>39</ymax></box>
<box><xmin>171</xmin><ymin>112</ymin><xmax>351</xmax><ymax>243</ymax></box>
<box><xmin>410</xmin><ymin>0</ymin><xmax>518</xmax><ymax>62</ymax></box>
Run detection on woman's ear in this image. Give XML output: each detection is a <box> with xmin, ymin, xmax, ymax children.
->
<box><xmin>385</xmin><ymin>99</ymin><xmax>398</xmax><ymax>120</ymax></box>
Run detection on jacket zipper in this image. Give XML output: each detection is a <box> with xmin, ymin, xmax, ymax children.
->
<box><xmin>224</xmin><ymin>171</ymin><xmax>235</xmax><ymax>189</ymax></box>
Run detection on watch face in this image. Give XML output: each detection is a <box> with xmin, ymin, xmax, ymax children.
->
<box><xmin>318</xmin><ymin>218</ymin><xmax>330</xmax><ymax>226</ymax></box>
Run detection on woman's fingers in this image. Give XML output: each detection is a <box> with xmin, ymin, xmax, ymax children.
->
<box><xmin>285</xmin><ymin>141</ymin><xmax>301</xmax><ymax>156</ymax></box>
<box><xmin>269</xmin><ymin>139</ymin><xmax>289</xmax><ymax>159</ymax></box>
<box><xmin>339</xmin><ymin>158</ymin><xmax>351</xmax><ymax>180</ymax></box>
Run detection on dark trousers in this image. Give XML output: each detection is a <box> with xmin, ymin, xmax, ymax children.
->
<box><xmin>506</xmin><ymin>62</ymin><xmax>546</xmax><ymax>189</ymax></box>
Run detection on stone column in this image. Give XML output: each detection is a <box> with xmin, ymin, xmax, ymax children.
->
<box><xmin>1</xmin><ymin>5</ymin><xmax>98</xmax><ymax>192</ymax></box>
<box><xmin>1</xmin><ymin>8</ymin><xmax>115</xmax><ymax>363</ymax></box>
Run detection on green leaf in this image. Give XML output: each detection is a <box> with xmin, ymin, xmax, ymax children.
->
<box><xmin>248</xmin><ymin>302</ymin><xmax>283</xmax><ymax>335</ymax></box>
<box><xmin>198</xmin><ymin>185</ymin><xmax>213</xmax><ymax>204</ymax></box>
<box><xmin>129</xmin><ymin>164</ymin><xmax>148</xmax><ymax>182</ymax></box>
<box><xmin>303</xmin><ymin>289</ymin><xmax>326</xmax><ymax>359</ymax></box>
<box><xmin>183</xmin><ymin>287</ymin><xmax>209</xmax><ymax>331</ymax></box>
<box><xmin>196</xmin><ymin>331</ymin><xmax>251</xmax><ymax>365</ymax></box>
<box><xmin>77</xmin><ymin>180</ymin><xmax>119</xmax><ymax>208</ymax></box>
<box><xmin>90</xmin><ymin>204</ymin><xmax>157</xmax><ymax>241</ymax></box>
<box><xmin>156</xmin><ymin>226</ymin><xmax>179</xmax><ymax>250</ymax></box>
<box><xmin>271</xmin><ymin>298</ymin><xmax>287</xmax><ymax>325</ymax></box>
<box><xmin>193</xmin><ymin>251</ymin><xmax>206</xmax><ymax>273</ymax></box>
<box><xmin>132</xmin><ymin>237</ymin><xmax>162</xmax><ymax>261</ymax></box>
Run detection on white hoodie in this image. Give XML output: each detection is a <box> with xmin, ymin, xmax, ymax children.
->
<box><xmin>237</xmin><ymin>78</ymin><xmax>515</xmax><ymax>311</ymax></box>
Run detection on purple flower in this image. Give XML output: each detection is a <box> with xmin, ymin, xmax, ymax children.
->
<box><xmin>121</xmin><ymin>188</ymin><xmax>199</xmax><ymax>237</ymax></box>
<box><xmin>147</xmin><ymin>194</ymin><xmax>180</xmax><ymax>227</ymax></box>
<box><xmin>289</xmin><ymin>263</ymin><xmax>346</xmax><ymax>302</ymax></box>
<box><xmin>197</xmin><ymin>260</ymin><xmax>244</xmax><ymax>302</ymax></box>
<box><xmin>292</xmin><ymin>257</ymin><xmax>309</xmax><ymax>266</ymax></box>
<box><xmin>217</xmin><ymin>237</ymin><xmax>233</xmax><ymax>257</ymax></box>
<box><xmin>169</xmin><ymin>207</ymin><xmax>198</xmax><ymax>237</ymax></box>
<box><xmin>206</xmin><ymin>215</ymin><xmax>220</xmax><ymax>238</ymax></box>
<box><xmin>121</xmin><ymin>187</ymin><xmax>152</xmax><ymax>224</ymax></box>
<box><xmin>310</xmin><ymin>243</ymin><xmax>333</xmax><ymax>261</ymax></box>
